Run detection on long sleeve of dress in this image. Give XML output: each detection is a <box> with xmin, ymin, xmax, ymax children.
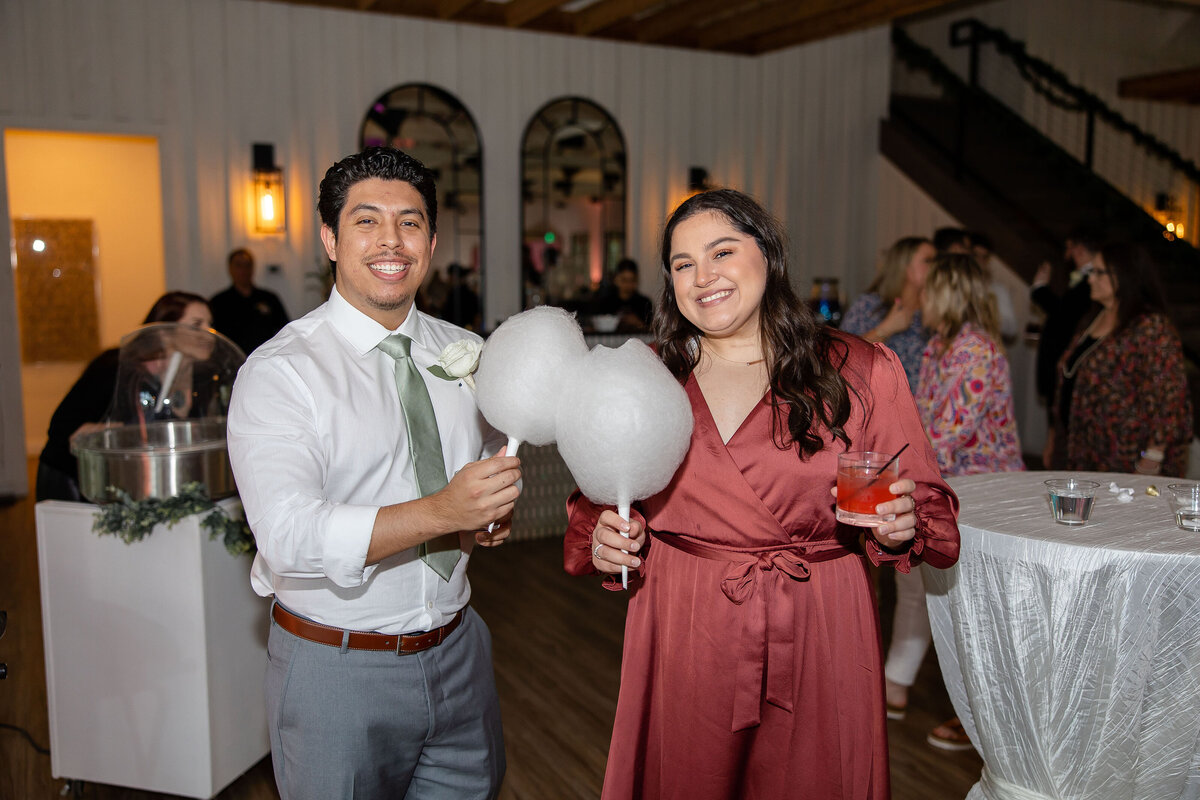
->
<box><xmin>859</xmin><ymin>343</ymin><xmax>960</xmax><ymax>572</ymax></box>
<box><xmin>564</xmin><ymin>489</ymin><xmax>648</xmax><ymax>586</ymax></box>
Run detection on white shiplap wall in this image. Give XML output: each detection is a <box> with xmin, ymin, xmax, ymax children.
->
<box><xmin>0</xmin><ymin>0</ymin><xmax>891</xmax><ymax>495</ymax></box>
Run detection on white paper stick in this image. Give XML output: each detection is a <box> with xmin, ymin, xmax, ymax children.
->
<box><xmin>154</xmin><ymin>351</ymin><xmax>183</xmax><ymax>413</ymax></box>
<box><xmin>618</xmin><ymin>499</ymin><xmax>631</xmax><ymax>590</ymax></box>
<box><xmin>487</xmin><ymin>434</ymin><xmax>522</xmax><ymax>534</ymax></box>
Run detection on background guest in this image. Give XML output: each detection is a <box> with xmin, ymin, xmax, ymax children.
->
<box><xmin>36</xmin><ymin>292</ymin><xmax>213</xmax><ymax>502</ymax></box>
<box><xmin>441</xmin><ymin>262</ymin><xmax>482</xmax><ymax>331</ymax></box>
<box><xmin>590</xmin><ymin>257</ymin><xmax>653</xmax><ymax>332</ymax></box>
<box><xmin>842</xmin><ymin>235</ymin><xmax>936</xmax><ymax>390</ymax></box>
<box><xmin>565</xmin><ymin>189</ymin><xmax>959</xmax><ymax>799</ymax></box>
<box><xmin>1031</xmin><ymin>226</ymin><xmax>1100</xmax><ymax>460</ymax></box>
<box><xmin>963</xmin><ymin>230</ymin><xmax>1018</xmax><ymax>342</ymax></box>
<box><xmin>1050</xmin><ymin>241</ymin><xmax>1192</xmax><ymax>476</ymax></box>
<box><xmin>932</xmin><ymin>226</ymin><xmax>972</xmax><ymax>255</ymax></box>
<box><xmin>883</xmin><ymin>254</ymin><xmax>1025</xmax><ymax>751</ymax></box>
<box><xmin>210</xmin><ymin>247</ymin><xmax>289</xmax><ymax>354</ymax></box>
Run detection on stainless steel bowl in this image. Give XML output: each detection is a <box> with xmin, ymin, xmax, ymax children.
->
<box><xmin>72</xmin><ymin>419</ymin><xmax>236</xmax><ymax>504</ymax></box>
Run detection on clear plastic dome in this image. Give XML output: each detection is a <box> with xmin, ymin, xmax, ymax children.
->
<box><xmin>71</xmin><ymin>324</ymin><xmax>247</xmax><ymax>503</ymax></box>
<box><xmin>105</xmin><ymin>323</ymin><xmax>245</xmax><ymax>425</ymax></box>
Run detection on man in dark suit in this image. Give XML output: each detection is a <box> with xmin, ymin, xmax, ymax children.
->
<box><xmin>1031</xmin><ymin>226</ymin><xmax>1101</xmax><ymax>431</ymax></box>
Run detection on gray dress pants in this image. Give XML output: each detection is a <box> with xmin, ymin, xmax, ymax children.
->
<box><xmin>265</xmin><ymin>605</ymin><xmax>505</xmax><ymax>800</ymax></box>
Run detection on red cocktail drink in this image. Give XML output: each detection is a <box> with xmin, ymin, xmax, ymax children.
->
<box><xmin>836</xmin><ymin>452</ymin><xmax>899</xmax><ymax>526</ymax></box>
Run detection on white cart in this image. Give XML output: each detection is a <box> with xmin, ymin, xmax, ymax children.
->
<box><xmin>36</xmin><ymin>500</ymin><xmax>269</xmax><ymax>798</ymax></box>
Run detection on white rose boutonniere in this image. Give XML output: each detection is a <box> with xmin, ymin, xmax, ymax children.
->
<box><xmin>427</xmin><ymin>339</ymin><xmax>482</xmax><ymax>390</ymax></box>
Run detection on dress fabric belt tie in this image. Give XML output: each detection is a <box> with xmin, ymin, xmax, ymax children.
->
<box><xmin>654</xmin><ymin>533</ymin><xmax>856</xmax><ymax>732</ymax></box>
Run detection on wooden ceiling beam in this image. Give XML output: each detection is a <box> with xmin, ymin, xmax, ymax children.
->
<box><xmin>694</xmin><ymin>0</ymin><xmax>843</xmax><ymax>49</ymax></box>
<box><xmin>1119</xmin><ymin>65</ymin><xmax>1200</xmax><ymax>104</ymax></box>
<box><xmin>573</xmin><ymin>0</ymin><xmax>665</xmax><ymax>35</ymax></box>
<box><xmin>742</xmin><ymin>0</ymin><xmax>956</xmax><ymax>54</ymax></box>
<box><xmin>436</xmin><ymin>0</ymin><xmax>480</xmax><ymax>19</ymax></box>
<box><xmin>633</xmin><ymin>0</ymin><xmax>728</xmax><ymax>45</ymax></box>
<box><xmin>505</xmin><ymin>0</ymin><xmax>569</xmax><ymax>27</ymax></box>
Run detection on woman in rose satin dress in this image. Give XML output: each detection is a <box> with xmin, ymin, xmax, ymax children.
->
<box><xmin>564</xmin><ymin>190</ymin><xmax>961</xmax><ymax>799</ymax></box>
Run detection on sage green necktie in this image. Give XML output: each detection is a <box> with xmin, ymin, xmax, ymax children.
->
<box><xmin>378</xmin><ymin>333</ymin><xmax>461</xmax><ymax>580</ymax></box>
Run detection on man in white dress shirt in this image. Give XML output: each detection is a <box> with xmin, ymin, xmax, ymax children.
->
<box><xmin>227</xmin><ymin>147</ymin><xmax>521</xmax><ymax>800</ymax></box>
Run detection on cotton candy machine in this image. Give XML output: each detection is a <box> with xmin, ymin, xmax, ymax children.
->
<box><xmin>72</xmin><ymin>323</ymin><xmax>246</xmax><ymax>504</ymax></box>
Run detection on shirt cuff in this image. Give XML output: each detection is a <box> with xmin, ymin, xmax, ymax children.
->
<box><xmin>321</xmin><ymin>504</ymin><xmax>381</xmax><ymax>587</ymax></box>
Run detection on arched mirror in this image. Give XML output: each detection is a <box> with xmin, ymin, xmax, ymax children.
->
<box><xmin>521</xmin><ymin>97</ymin><xmax>626</xmax><ymax>318</ymax></box>
<box><xmin>360</xmin><ymin>84</ymin><xmax>484</xmax><ymax>331</ymax></box>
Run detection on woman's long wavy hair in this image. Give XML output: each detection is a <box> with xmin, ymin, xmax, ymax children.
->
<box><xmin>922</xmin><ymin>254</ymin><xmax>1001</xmax><ymax>353</ymax></box>
<box><xmin>654</xmin><ymin>189</ymin><xmax>855</xmax><ymax>459</ymax></box>
<box><xmin>1095</xmin><ymin>241</ymin><xmax>1171</xmax><ymax>336</ymax></box>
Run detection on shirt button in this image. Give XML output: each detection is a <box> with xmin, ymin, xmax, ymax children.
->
<box><xmin>426</xmin><ymin>601</ymin><xmax>434</xmax><ymax>610</ymax></box>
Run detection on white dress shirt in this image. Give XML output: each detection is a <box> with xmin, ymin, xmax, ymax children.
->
<box><xmin>227</xmin><ymin>286</ymin><xmax>503</xmax><ymax>635</ymax></box>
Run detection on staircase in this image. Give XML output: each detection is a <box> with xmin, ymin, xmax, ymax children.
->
<box><xmin>882</xmin><ymin>22</ymin><xmax>1200</xmax><ymax>369</ymax></box>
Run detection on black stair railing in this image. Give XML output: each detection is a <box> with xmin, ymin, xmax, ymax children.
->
<box><xmin>948</xmin><ymin>18</ymin><xmax>1200</xmax><ymax>186</ymax></box>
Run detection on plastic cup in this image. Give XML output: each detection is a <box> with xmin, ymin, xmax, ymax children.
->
<box><xmin>1044</xmin><ymin>478</ymin><xmax>1100</xmax><ymax>526</ymax></box>
<box><xmin>836</xmin><ymin>451</ymin><xmax>899</xmax><ymax>526</ymax></box>
<box><xmin>1166</xmin><ymin>483</ymin><xmax>1200</xmax><ymax>531</ymax></box>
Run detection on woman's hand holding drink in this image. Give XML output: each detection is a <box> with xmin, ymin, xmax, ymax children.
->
<box><xmin>836</xmin><ymin>451</ymin><xmax>901</xmax><ymax>525</ymax></box>
<box><xmin>832</xmin><ymin>448</ymin><xmax>919</xmax><ymax>549</ymax></box>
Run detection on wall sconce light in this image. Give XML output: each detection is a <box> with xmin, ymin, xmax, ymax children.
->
<box><xmin>253</xmin><ymin>143</ymin><xmax>286</xmax><ymax>234</ymax></box>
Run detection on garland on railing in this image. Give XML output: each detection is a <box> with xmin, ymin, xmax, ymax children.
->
<box><xmin>92</xmin><ymin>482</ymin><xmax>256</xmax><ymax>557</ymax></box>
<box><xmin>947</xmin><ymin>18</ymin><xmax>1200</xmax><ymax>185</ymax></box>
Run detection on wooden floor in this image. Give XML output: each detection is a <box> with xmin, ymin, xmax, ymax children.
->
<box><xmin>1</xmin><ymin>459</ymin><xmax>981</xmax><ymax>799</ymax></box>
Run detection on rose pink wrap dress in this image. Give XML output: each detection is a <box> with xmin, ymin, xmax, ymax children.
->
<box><xmin>565</xmin><ymin>334</ymin><xmax>960</xmax><ymax>800</ymax></box>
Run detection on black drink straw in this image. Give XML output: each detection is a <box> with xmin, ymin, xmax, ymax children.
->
<box><xmin>863</xmin><ymin>443</ymin><xmax>910</xmax><ymax>489</ymax></box>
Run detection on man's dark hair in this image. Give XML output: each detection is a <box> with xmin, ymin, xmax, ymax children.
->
<box><xmin>966</xmin><ymin>231</ymin><xmax>993</xmax><ymax>252</ymax></box>
<box><xmin>933</xmin><ymin>227</ymin><xmax>971</xmax><ymax>252</ymax></box>
<box><xmin>318</xmin><ymin>147</ymin><xmax>438</xmax><ymax>240</ymax></box>
<box><xmin>614</xmin><ymin>258</ymin><xmax>638</xmax><ymax>277</ymax></box>
<box><xmin>1066</xmin><ymin>224</ymin><xmax>1103</xmax><ymax>254</ymax></box>
<box><xmin>227</xmin><ymin>248</ymin><xmax>254</xmax><ymax>268</ymax></box>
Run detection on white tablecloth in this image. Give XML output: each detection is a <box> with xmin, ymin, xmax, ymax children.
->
<box><xmin>925</xmin><ymin>471</ymin><xmax>1200</xmax><ymax>800</ymax></box>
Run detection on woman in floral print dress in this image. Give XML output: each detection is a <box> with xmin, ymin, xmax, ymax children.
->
<box><xmin>885</xmin><ymin>253</ymin><xmax>1024</xmax><ymax>751</ymax></box>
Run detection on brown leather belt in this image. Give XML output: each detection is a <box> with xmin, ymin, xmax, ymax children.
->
<box><xmin>272</xmin><ymin>603</ymin><xmax>464</xmax><ymax>654</ymax></box>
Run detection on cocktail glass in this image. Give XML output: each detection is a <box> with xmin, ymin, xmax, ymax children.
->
<box><xmin>836</xmin><ymin>451</ymin><xmax>900</xmax><ymax>526</ymax></box>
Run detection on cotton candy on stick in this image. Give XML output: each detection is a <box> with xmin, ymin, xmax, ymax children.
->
<box><xmin>475</xmin><ymin>306</ymin><xmax>588</xmax><ymax>457</ymax></box>
<box><xmin>474</xmin><ymin>307</ymin><xmax>589</xmax><ymax>532</ymax></box>
<box><xmin>556</xmin><ymin>339</ymin><xmax>693</xmax><ymax>588</ymax></box>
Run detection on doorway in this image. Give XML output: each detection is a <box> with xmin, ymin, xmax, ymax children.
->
<box><xmin>4</xmin><ymin>129</ymin><xmax>166</xmax><ymax>456</ymax></box>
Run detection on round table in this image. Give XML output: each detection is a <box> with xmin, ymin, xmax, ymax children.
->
<box><xmin>925</xmin><ymin>471</ymin><xmax>1200</xmax><ymax>800</ymax></box>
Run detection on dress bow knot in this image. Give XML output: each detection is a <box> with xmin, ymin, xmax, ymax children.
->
<box><xmin>720</xmin><ymin>551</ymin><xmax>813</xmax><ymax>604</ymax></box>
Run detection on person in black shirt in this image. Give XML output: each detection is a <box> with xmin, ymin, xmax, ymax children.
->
<box><xmin>1030</xmin><ymin>226</ymin><xmax>1100</xmax><ymax>467</ymax></box>
<box><xmin>592</xmin><ymin>258</ymin><xmax>653</xmax><ymax>332</ymax></box>
<box><xmin>209</xmin><ymin>248</ymin><xmax>289</xmax><ymax>354</ymax></box>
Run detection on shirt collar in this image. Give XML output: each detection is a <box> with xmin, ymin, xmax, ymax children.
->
<box><xmin>326</xmin><ymin>285</ymin><xmax>429</xmax><ymax>357</ymax></box>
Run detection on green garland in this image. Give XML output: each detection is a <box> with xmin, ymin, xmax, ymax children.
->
<box><xmin>92</xmin><ymin>482</ymin><xmax>256</xmax><ymax>557</ymax></box>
